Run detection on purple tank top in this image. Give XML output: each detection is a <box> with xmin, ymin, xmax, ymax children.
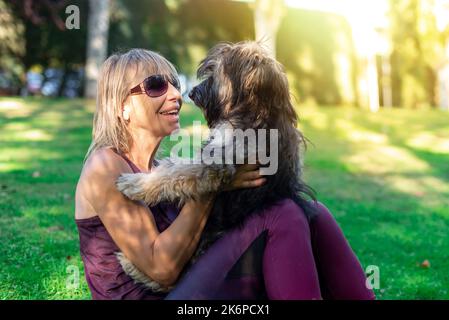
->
<box><xmin>75</xmin><ymin>149</ymin><xmax>180</xmax><ymax>300</ymax></box>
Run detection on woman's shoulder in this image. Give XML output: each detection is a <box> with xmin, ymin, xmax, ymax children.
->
<box><xmin>308</xmin><ymin>200</ymin><xmax>333</xmax><ymax>215</ymax></box>
<box><xmin>75</xmin><ymin>147</ymin><xmax>133</xmax><ymax>219</ymax></box>
<box><xmin>84</xmin><ymin>146</ymin><xmax>121</xmax><ymax>166</ymax></box>
<box><xmin>267</xmin><ymin>199</ymin><xmax>336</xmax><ymax>227</ymax></box>
<box><xmin>82</xmin><ymin>147</ymin><xmax>131</xmax><ymax>177</ymax></box>
<box><xmin>77</xmin><ymin>147</ymin><xmax>133</xmax><ymax>196</ymax></box>
<box><xmin>268</xmin><ymin>199</ymin><xmax>333</xmax><ymax>217</ymax></box>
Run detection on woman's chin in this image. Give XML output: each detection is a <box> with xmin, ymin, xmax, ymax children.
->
<box><xmin>166</xmin><ymin>122</ymin><xmax>180</xmax><ymax>135</ymax></box>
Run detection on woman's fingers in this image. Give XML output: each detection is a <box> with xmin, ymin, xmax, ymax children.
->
<box><xmin>224</xmin><ymin>164</ymin><xmax>266</xmax><ymax>191</ymax></box>
<box><xmin>240</xmin><ymin>177</ymin><xmax>266</xmax><ymax>188</ymax></box>
<box><xmin>238</xmin><ymin>169</ymin><xmax>262</xmax><ymax>181</ymax></box>
<box><xmin>238</xmin><ymin>163</ymin><xmax>259</xmax><ymax>172</ymax></box>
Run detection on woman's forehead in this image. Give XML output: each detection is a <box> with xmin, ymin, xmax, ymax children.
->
<box><xmin>129</xmin><ymin>62</ymin><xmax>178</xmax><ymax>84</ymax></box>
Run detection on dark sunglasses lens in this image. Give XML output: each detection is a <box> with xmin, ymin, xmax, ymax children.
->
<box><xmin>171</xmin><ymin>77</ymin><xmax>181</xmax><ymax>91</ymax></box>
<box><xmin>144</xmin><ymin>75</ymin><xmax>168</xmax><ymax>97</ymax></box>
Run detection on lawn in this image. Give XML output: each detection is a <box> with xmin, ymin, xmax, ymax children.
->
<box><xmin>0</xmin><ymin>97</ymin><xmax>448</xmax><ymax>299</ymax></box>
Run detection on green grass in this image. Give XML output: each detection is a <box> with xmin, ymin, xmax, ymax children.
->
<box><xmin>0</xmin><ymin>97</ymin><xmax>448</xmax><ymax>299</ymax></box>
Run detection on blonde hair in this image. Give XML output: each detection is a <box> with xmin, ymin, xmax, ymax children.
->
<box><xmin>84</xmin><ymin>48</ymin><xmax>179</xmax><ymax>162</ymax></box>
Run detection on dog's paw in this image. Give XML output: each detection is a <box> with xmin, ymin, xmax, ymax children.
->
<box><xmin>115</xmin><ymin>252</ymin><xmax>172</xmax><ymax>293</ymax></box>
<box><xmin>116</xmin><ymin>173</ymin><xmax>149</xmax><ymax>201</ymax></box>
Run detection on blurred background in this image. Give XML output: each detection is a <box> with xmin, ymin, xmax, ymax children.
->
<box><xmin>0</xmin><ymin>0</ymin><xmax>448</xmax><ymax>300</ymax></box>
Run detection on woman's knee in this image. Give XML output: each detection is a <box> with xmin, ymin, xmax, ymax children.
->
<box><xmin>308</xmin><ymin>201</ymin><xmax>340</xmax><ymax>231</ymax></box>
<box><xmin>261</xmin><ymin>199</ymin><xmax>311</xmax><ymax>237</ymax></box>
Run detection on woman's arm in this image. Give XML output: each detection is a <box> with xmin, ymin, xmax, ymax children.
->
<box><xmin>80</xmin><ymin>149</ymin><xmax>265</xmax><ymax>288</ymax></box>
<box><xmin>151</xmin><ymin>195</ymin><xmax>215</xmax><ymax>284</ymax></box>
<box><xmin>148</xmin><ymin>164</ymin><xmax>265</xmax><ymax>283</ymax></box>
<box><xmin>81</xmin><ymin>148</ymin><xmax>215</xmax><ymax>287</ymax></box>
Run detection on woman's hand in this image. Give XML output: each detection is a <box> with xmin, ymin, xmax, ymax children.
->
<box><xmin>223</xmin><ymin>164</ymin><xmax>266</xmax><ymax>191</ymax></box>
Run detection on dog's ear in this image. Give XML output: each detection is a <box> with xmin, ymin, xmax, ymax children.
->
<box><xmin>198</xmin><ymin>42</ymin><xmax>233</xmax><ymax>79</ymax></box>
<box><xmin>239</xmin><ymin>57</ymin><xmax>293</xmax><ymax>128</ymax></box>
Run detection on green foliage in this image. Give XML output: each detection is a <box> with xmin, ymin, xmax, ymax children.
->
<box><xmin>277</xmin><ymin>9</ymin><xmax>357</xmax><ymax>106</ymax></box>
<box><xmin>3</xmin><ymin>0</ymin><xmax>449</xmax><ymax>107</ymax></box>
<box><xmin>108</xmin><ymin>0</ymin><xmax>254</xmax><ymax>74</ymax></box>
<box><xmin>8</xmin><ymin>0</ymin><xmax>88</xmax><ymax>69</ymax></box>
<box><xmin>389</xmin><ymin>0</ymin><xmax>445</xmax><ymax>108</ymax></box>
<box><xmin>0</xmin><ymin>0</ymin><xmax>25</xmax><ymax>88</ymax></box>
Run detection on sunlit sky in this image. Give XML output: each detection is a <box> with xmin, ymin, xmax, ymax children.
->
<box><xmin>286</xmin><ymin>0</ymin><xmax>389</xmax><ymax>29</ymax></box>
<box><xmin>238</xmin><ymin>0</ymin><xmax>449</xmax><ymax>29</ymax></box>
<box><xmin>286</xmin><ymin>0</ymin><xmax>449</xmax><ymax>54</ymax></box>
<box><xmin>286</xmin><ymin>0</ymin><xmax>390</xmax><ymax>54</ymax></box>
<box><xmin>236</xmin><ymin>0</ymin><xmax>449</xmax><ymax>54</ymax></box>
<box><xmin>235</xmin><ymin>0</ymin><xmax>390</xmax><ymax>54</ymax></box>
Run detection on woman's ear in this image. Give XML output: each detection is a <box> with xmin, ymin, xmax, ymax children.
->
<box><xmin>122</xmin><ymin>105</ymin><xmax>131</xmax><ymax>121</ymax></box>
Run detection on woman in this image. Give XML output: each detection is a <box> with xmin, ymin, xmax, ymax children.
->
<box><xmin>75</xmin><ymin>48</ymin><xmax>265</xmax><ymax>299</ymax></box>
<box><xmin>75</xmin><ymin>48</ymin><xmax>375</xmax><ymax>300</ymax></box>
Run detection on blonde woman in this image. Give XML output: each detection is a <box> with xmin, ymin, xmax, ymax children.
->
<box><xmin>74</xmin><ymin>49</ymin><xmax>265</xmax><ymax>299</ymax></box>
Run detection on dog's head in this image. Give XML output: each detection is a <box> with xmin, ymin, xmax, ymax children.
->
<box><xmin>189</xmin><ymin>41</ymin><xmax>297</xmax><ymax>129</ymax></box>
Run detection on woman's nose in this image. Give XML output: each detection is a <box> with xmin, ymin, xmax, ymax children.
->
<box><xmin>168</xmin><ymin>83</ymin><xmax>181</xmax><ymax>98</ymax></box>
<box><xmin>168</xmin><ymin>83</ymin><xmax>182</xmax><ymax>105</ymax></box>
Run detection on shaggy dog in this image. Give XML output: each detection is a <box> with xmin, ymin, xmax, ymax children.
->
<box><xmin>116</xmin><ymin>41</ymin><xmax>317</xmax><ymax>292</ymax></box>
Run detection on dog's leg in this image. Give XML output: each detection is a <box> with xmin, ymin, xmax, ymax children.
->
<box><xmin>117</xmin><ymin>121</ymin><xmax>237</xmax><ymax>205</ymax></box>
<box><xmin>115</xmin><ymin>252</ymin><xmax>172</xmax><ymax>293</ymax></box>
<box><xmin>116</xmin><ymin>161</ymin><xmax>236</xmax><ymax>206</ymax></box>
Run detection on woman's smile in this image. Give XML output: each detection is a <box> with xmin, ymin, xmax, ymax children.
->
<box><xmin>158</xmin><ymin>104</ymin><xmax>181</xmax><ymax>123</ymax></box>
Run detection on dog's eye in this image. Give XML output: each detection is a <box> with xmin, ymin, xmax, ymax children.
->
<box><xmin>198</xmin><ymin>77</ymin><xmax>213</xmax><ymax>88</ymax></box>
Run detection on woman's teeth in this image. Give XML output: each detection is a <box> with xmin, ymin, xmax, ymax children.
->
<box><xmin>159</xmin><ymin>110</ymin><xmax>179</xmax><ymax>115</ymax></box>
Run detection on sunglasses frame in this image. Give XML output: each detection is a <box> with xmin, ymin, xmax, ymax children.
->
<box><xmin>129</xmin><ymin>74</ymin><xmax>180</xmax><ymax>98</ymax></box>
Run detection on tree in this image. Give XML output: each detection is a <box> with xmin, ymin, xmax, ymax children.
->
<box><xmin>253</xmin><ymin>0</ymin><xmax>286</xmax><ymax>57</ymax></box>
<box><xmin>0</xmin><ymin>0</ymin><xmax>25</xmax><ymax>92</ymax></box>
<box><xmin>84</xmin><ymin>0</ymin><xmax>110</xmax><ymax>98</ymax></box>
<box><xmin>389</xmin><ymin>0</ymin><xmax>441</xmax><ymax>108</ymax></box>
<box><xmin>434</xmin><ymin>0</ymin><xmax>449</xmax><ymax>110</ymax></box>
<box><xmin>107</xmin><ymin>0</ymin><xmax>254</xmax><ymax>75</ymax></box>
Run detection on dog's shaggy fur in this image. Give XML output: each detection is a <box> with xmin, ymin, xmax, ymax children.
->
<box><xmin>115</xmin><ymin>41</ymin><xmax>318</xmax><ymax>292</ymax></box>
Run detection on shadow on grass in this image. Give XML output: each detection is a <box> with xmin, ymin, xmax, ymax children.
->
<box><xmin>299</xmin><ymin>106</ymin><xmax>449</xmax><ymax>299</ymax></box>
<box><xmin>0</xmin><ymin>97</ymin><xmax>95</xmax><ymax>299</ymax></box>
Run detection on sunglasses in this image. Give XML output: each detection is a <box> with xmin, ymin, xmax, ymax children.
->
<box><xmin>129</xmin><ymin>74</ymin><xmax>180</xmax><ymax>98</ymax></box>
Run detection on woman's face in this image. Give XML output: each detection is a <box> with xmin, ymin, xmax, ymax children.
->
<box><xmin>124</xmin><ymin>74</ymin><xmax>182</xmax><ymax>138</ymax></box>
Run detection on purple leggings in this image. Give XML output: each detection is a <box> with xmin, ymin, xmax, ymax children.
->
<box><xmin>166</xmin><ymin>199</ymin><xmax>375</xmax><ymax>300</ymax></box>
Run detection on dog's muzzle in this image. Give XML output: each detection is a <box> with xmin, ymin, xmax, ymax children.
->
<box><xmin>188</xmin><ymin>87</ymin><xmax>203</xmax><ymax>109</ymax></box>
<box><xmin>188</xmin><ymin>88</ymin><xmax>196</xmax><ymax>102</ymax></box>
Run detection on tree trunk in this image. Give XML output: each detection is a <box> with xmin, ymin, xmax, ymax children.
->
<box><xmin>84</xmin><ymin>0</ymin><xmax>110</xmax><ymax>99</ymax></box>
<box><xmin>437</xmin><ymin>43</ymin><xmax>449</xmax><ymax>110</ymax></box>
<box><xmin>254</xmin><ymin>0</ymin><xmax>285</xmax><ymax>57</ymax></box>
